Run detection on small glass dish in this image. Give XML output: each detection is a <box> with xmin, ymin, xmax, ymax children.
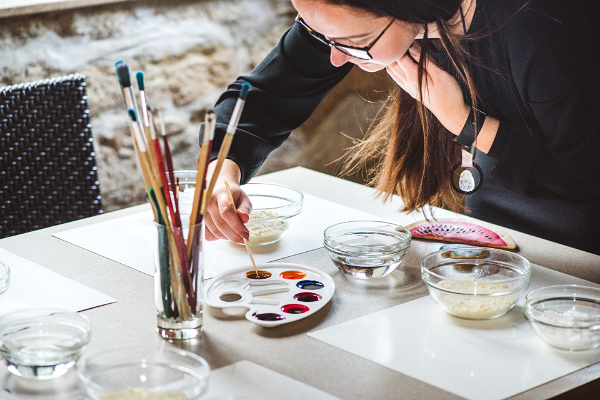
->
<box><xmin>0</xmin><ymin>309</ymin><xmax>92</xmax><ymax>379</ymax></box>
<box><xmin>78</xmin><ymin>347</ymin><xmax>210</xmax><ymax>400</ymax></box>
<box><xmin>242</xmin><ymin>182</ymin><xmax>304</xmax><ymax>246</ymax></box>
<box><xmin>0</xmin><ymin>261</ymin><xmax>10</xmax><ymax>305</ymax></box>
<box><xmin>323</xmin><ymin>220</ymin><xmax>412</xmax><ymax>279</ymax></box>
<box><xmin>422</xmin><ymin>247</ymin><xmax>531</xmax><ymax>320</ymax></box>
<box><xmin>524</xmin><ymin>285</ymin><xmax>600</xmax><ymax>351</ymax></box>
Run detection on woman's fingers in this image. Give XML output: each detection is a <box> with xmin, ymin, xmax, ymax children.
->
<box><xmin>387</xmin><ymin>61</ymin><xmax>410</xmax><ymax>94</ymax></box>
<box><xmin>204</xmin><ymin>183</ymin><xmax>251</xmax><ymax>244</ymax></box>
<box><xmin>203</xmin><ymin>211</ymin><xmax>221</xmax><ymax>241</ymax></box>
<box><xmin>389</xmin><ymin>46</ymin><xmax>470</xmax><ymax>135</ymax></box>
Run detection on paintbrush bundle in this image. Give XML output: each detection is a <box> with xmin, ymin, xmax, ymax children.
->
<box><xmin>113</xmin><ymin>60</ymin><xmax>250</xmax><ymax>330</ymax></box>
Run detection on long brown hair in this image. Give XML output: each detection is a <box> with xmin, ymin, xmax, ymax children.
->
<box><xmin>328</xmin><ymin>0</ymin><xmax>483</xmax><ymax>212</ymax></box>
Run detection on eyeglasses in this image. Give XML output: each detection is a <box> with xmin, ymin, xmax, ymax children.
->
<box><xmin>295</xmin><ymin>14</ymin><xmax>394</xmax><ymax>61</ymax></box>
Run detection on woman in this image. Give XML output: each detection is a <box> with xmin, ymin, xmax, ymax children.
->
<box><xmin>202</xmin><ymin>0</ymin><xmax>600</xmax><ymax>255</ymax></box>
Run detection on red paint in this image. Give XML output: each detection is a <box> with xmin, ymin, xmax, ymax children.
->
<box><xmin>281</xmin><ymin>304</ymin><xmax>309</xmax><ymax>314</ymax></box>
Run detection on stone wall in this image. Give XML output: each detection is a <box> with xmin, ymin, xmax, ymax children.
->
<box><xmin>0</xmin><ymin>0</ymin><xmax>392</xmax><ymax>212</ymax></box>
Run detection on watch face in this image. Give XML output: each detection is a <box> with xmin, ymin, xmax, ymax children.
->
<box><xmin>459</xmin><ymin>169</ymin><xmax>476</xmax><ymax>192</ymax></box>
<box><xmin>451</xmin><ymin>162</ymin><xmax>484</xmax><ymax>195</ymax></box>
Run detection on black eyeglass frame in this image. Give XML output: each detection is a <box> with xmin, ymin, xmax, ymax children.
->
<box><xmin>295</xmin><ymin>15</ymin><xmax>394</xmax><ymax>61</ymax></box>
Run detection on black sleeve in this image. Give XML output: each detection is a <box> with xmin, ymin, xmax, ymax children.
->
<box><xmin>204</xmin><ymin>23</ymin><xmax>353</xmax><ymax>184</ymax></box>
<box><xmin>486</xmin><ymin>0</ymin><xmax>600</xmax><ymax>200</ymax></box>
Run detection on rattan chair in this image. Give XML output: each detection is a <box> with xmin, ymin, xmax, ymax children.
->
<box><xmin>0</xmin><ymin>74</ymin><xmax>103</xmax><ymax>238</ymax></box>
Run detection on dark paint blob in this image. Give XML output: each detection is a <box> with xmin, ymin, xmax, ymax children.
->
<box><xmin>281</xmin><ymin>304</ymin><xmax>309</xmax><ymax>314</ymax></box>
<box><xmin>252</xmin><ymin>312</ymin><xmax>285</xmax><ymax>321</ymax></box>
<box><xmin>279</xmin><ymin>270</ymin><xmax>307</xmax><ymax>280</ymax></box>
<box><xmin>296</xmin><ymin>280</ymin><xmax>324</xmax><ymax>290</ymax></box>
<box><xmin>245</xmin><ymin>270</ymin><xmax>272</xmax><ymax>279</ymax></box>
<box><xmin>293</xmin><ymin>292</ymin><xmax>322</xmax><ymax>302</ymax></box>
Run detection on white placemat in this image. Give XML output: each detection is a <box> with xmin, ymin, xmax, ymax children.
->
<box><xmin>205</xmin><ymin>360</ymin><xmax>341</xmax><ymax>400</ymax></box>
<box><xmin>0</xmin><ymin>247</ymin><xmax>116</xmax><ymax>315</ymax></box>
<box><xmin>53</xmin><ymin>193</ymin><xmax>452</xmax><ymax>279</ymax></box>
<box><xmin>309</xmin><ymin>265</ymin><xmax>600</xmax><ymax>400</ymax></box>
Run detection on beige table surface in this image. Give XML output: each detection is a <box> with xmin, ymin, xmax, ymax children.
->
<box><xmin>0</xmin><ymin>166</ymin><xmax>599</xmax><ymax>399</ymax></box>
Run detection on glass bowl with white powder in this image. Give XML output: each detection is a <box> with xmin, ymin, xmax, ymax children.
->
<box><xmin>422</xmin><ymin>247</ymin><xmax>531</xmax><ymax>320</ymax></box>
<box><xmin>524</xmin><ymin>285</ymin><xmax>600</xmax><ymax>351</ymax></box>
<box><xmin>78</xmin><ymin>347</ymin><xmax>210</xmax><ymax>400</ymax></box>
<box><xmin>242</xmin><ymin>182</ymin><xmax>303</xmax><ymax>246</ymax></box>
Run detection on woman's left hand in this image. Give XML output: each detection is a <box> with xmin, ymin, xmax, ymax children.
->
<box><xmin>386</xmin><ymin>46</ymin><xmax>470</xmax><ymax>135</ymax></box>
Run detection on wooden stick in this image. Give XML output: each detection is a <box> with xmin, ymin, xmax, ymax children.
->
<box><xmin>224</xmin><ymin>180</ymin><xmax>258</xmax><ymax>276</ymax></box>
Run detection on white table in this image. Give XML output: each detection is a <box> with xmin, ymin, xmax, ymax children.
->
<box><xmin>1</xmin><ymin>167</ymin><xmax>599</xmax><ymax>399</ymax></box>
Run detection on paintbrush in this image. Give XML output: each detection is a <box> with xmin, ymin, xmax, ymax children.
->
<box><xmin>201</xmin><ymin>82</ymin><xmax>250</xmax><ymax>215</ymax></box>
<box><xmin>224</xmin><ymin>180</ymin><xmax>259</xmax><ymax>277</ymax></box>
<box><xmin>136</xmin><ymin>71</ymin><xmax>151</xmax><ymax>128</ymax></box>
<box><xmin>156</xmin><ymin>108</ymin><xmax>182</xmax><ymax>226</ymax></box>
<box><xmin>115</xmin><ymin>62</ymin><xmax>141</xmax><ymax>126</ymax></box>
<box><xmin>187</xmin><ymin>110</ymin><xmax>216</xmax><ymax>258</ymax></box>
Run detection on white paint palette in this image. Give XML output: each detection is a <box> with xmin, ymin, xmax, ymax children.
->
<box><xmin>204</xmin><ymin>263</ymin><xmax>335</xmax><ymax>327</ymax></box>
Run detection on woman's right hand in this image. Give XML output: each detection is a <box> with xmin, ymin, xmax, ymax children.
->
<box><xmin>203</xmin><ymin>159</ymin><xmax>252</xmax><ymax>244</ymax></box>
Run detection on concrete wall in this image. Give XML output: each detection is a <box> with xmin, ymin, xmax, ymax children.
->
<box><xmin>0</xmin><ymin>0</ymin><xmax>392</xmax><ymax>212</ymax></box>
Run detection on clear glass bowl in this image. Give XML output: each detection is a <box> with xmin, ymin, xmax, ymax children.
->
<box><xmin>0</xmin><ymin>261</ymin><xmax>10</xmax><ymax>305</ymax></box>
<box><xmin>323</xmin><ymin>221</ymin><xmax>412</xmax><ymax>279</ymax></box>
<box><xmin>78</xmin><ymin>347</ymin><xmax>210</xmax><ymax>400</ymax></box>
<box><xmin>0</xmin><ymin>309</ymin><xmax>92</xmax><ymax>379</ymax></box>
<box><xmin>422</xmin><ymin>247</ymin><xmax>531</xmax><ymax>320</ymax></box>
<box><xmin>524</xmin><ymin>285</ymin><xmax>600</xmax><ymax>351</ymax></box>
<box><xmin>242</xmin><ymin>182</ymin><xmax>304</xmax><ymax>246</ymax></box>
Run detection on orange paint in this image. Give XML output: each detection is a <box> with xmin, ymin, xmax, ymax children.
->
<box><xmin>279</xmin><ymin>270</ymin><xmax>307</xmax><ymax>280</ymax></box>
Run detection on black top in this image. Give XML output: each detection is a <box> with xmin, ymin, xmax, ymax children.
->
<box><xmin>206</xmin><ymin>0</ymin><xmax>600</xmax><ymax>255</ymax></box>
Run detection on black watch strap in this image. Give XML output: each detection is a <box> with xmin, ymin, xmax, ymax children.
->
<box><xmin>456</xmin><ymin>108</ymin><xmax>486</xmax><ymax>148</ymax></box>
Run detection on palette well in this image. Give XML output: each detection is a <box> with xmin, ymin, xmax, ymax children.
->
<box><xmin>204</xmin><ymin>263</ymin><xmax>335</xmax><ymax>327</ymax></box>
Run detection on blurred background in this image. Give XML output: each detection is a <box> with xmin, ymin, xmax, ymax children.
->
<box><xmin>0</xmin><ymin>0</ymin><xmax>393</xmax><ymax>212</ymax></box>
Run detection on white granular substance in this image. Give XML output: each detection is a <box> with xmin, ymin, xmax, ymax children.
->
<box><xmin>246</xmin><ymin>210</ymin><xmax>289</xmax><ymax>245</ymax></box>
<box><xmin>434</xmin><ymin>279</ymin><xmax>515</xmax><ymax>319</ymax></box>
<box><xmin>100</xmin><ymin>387</ymin><xmax>187</xmax><ymax>400</ymax></box>
<box><xmin>532</xmin><ymin>309</ymin><xmax>600</xmax><ymax>349</ymax></box>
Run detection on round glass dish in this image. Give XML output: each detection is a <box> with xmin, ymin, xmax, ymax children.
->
<box><xmin>0</xmin><ymin>261</ymin><xmax>10</xmax><ymax>305</ymax></box>
<box><xmin>0</xmin><ymin>309</ymin><xmax>92</xmax><ymax>379</ymax></box>
<box><xmin>242</xmin><ymin>182</ymin><xmax>304</xmax><ymax>246</ymax></box>
<box><xmin>422</xmin><ymin>247</ymin><xmax>531</xmax><ymax>320</ymax></box>
<box><xmin>323</xmin><ymin>220</ymin><xmax>412</xmax><ymax>279</ymax></box>
<box><xmin>524</xmin><ymin>285</ymin><xmax>600</xmax><ymax>351</ymax></box>
<box><xmin>78</xmin><ymin>347</ymin><xmax>210</xmax><ymax>400</ymax></box>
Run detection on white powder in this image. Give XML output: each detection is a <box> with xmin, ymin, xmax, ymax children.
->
<box><xmin>531</xmin><ymin>309</ymin><xmax>600</xmax><ymax>349</ymax></box>
<box><xmin>433</xmin><ymin>279</ymin><xmax>515</xmax><ymax>319</ymax></box>
<box><xmin>246</xmin><ymin>210</ymin><xmax>289</xmax><ymax>245</ymax></box>
<box><xmin>100</xmin><ymin>388</ymin><xmax>187</xmax><ymax>400</ymax></box>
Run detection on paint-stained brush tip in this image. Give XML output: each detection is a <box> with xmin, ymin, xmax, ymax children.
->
<box><xmin>136</xmin><ymin>71</ymin><xmax>145</xmax><ymax>90</ymax></box>
<box><xmin>114</xmin><ymin>61</ymin><xmax>132</xmax><ymax>88</ymax></box>
<box><xmin>240</xmin><ymin>82</ymin><xmax>251</xmax><ymax>100</ymax></box>
<box><xmin>128</xmin><ymin>109</ymin><xmax>137</xmax><ymax>121</ymax></box>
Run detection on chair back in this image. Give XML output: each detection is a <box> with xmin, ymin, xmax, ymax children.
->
<box><xmin>0</xmin><ymin>74</ymin><xmax>103</xmax><ymax>238</ymax></box>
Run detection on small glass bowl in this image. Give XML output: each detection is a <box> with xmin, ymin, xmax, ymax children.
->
<box><xmin>324</xmin><ymin>221</ymin><xmax>412</xmax><ymax>279</ymax></box>
<box><xmin>524</xmin><ymin>285</ymin><xmax>600</xmax><ymax>351</ymax></box>
<box><xmin>422</xmin><ymin>247</ymin><xmax>531</xmax><ymax>320</ymax></box>
<box><xmin>0</xmin><ymin>261</ymin><xmax>10</xmax><ymax>305</ymax></box>
<box><xmin>242</xmin><ymin>182</ymin><xmax>304</xmax><ymax>246</ymax></box>
<box><xmin>0</xmin><ymin>309</ymin><xmax>92</xmax><ymax>379</ymax></box>
<box><xmin>78</xmin><ymin>347</ymin><xmax>210</xmax><ymax>400</ymax></box>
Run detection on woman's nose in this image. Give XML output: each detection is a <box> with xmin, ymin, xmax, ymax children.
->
<box><xmin>330</xmin><ymin>47</ymin><xmax>352</xmax><ymax>67</ymax></box>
